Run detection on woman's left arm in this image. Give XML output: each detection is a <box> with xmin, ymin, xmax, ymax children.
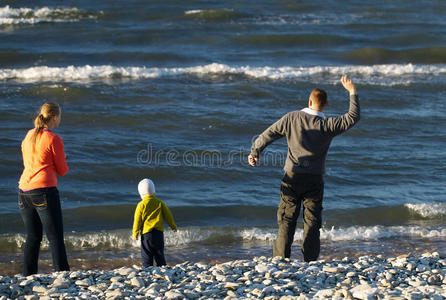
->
<box><xmin>52</xmin><ymin>135</ymin><xmax>69</xmax><ymax>176</ymax></box>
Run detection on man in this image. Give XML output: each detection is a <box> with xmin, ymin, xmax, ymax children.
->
<box><xmin>248</xmin><ymin>75</ymin><xmax>360</xmax><ymax>262</ymax></box>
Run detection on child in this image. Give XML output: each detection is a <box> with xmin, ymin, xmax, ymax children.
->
<box><xmin>132</xmin><ymin>178</ymin><xmax>177</xmax><ymax>267</ymax></box>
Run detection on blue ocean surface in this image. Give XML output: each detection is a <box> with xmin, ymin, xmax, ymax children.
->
<box><xmin>0</xmin><ymin>0</ymin><xmax>445</xmax><ymax>274</ymax></box>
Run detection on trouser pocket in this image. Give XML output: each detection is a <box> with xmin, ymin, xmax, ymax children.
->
<box><xmin>277</xmin><ymin>201</ymin><xmax>286</xmax><ymax>223</ymax></box>
<box><xmin>278</xmin><ymin>182</ymin><xmax>300</xmax><ymax>224</ymax></box>
<box><xmin>30</xmin><ymin>193</ymin><xmax>47</xmax><ymax>211</ymax></box>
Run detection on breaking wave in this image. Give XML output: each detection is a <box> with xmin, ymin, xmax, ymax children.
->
<box><xmin>2</xmin><ymin>224</ymin><xmax>445</xmax><ymax>253</ymax></box>
<box><xmin>405</xmin><ymin>203</ymin><xmax>446</xmax><ymax>218</ymax></box>
<box><xmin>184</xmin><ymin>9</ymin><xmax>244</xmax><ymax>22</ymax></box>
<box><xmin>1</xmin><ymin>63</ymin><xmax>446</xmax><ymax>85</ymax></box>
<box><xmin>0</xmin><ymin>5</ymin><xmax>98</xmax><ymax>25</ymax></box>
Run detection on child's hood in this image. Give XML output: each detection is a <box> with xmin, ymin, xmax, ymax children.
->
<box><xmin>138</xmin><ymin>178</ymin><xmax>156</xmax><ymax>198</ymax></box>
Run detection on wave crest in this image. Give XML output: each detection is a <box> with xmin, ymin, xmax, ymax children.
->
<box><xmin>405</xmin><ymin>203</ymin><xmax>446</xmax><ymax>218</ymax></box>
<box><xmin>1</xmin><ymin>63</ymin><xmax>446</xmax><ymax>85</ymax></box>
<box><xmin>2</xmin><ymin>224</ymin><xmax>445</xmax><ymax>253</ymax></box>
<box><xmin>0</xmin><ymin>5</ymin><xmax>98</xmax><ymax>25</ymax></box>
<box><xmin>184</xmin><ymin>9</ymin><xmax>244</xmax><ymax>22</ymax></box>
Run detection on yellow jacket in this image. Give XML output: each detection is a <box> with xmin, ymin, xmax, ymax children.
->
<box><xmin>132</xmin><ymin>194</ymin><xmax>177</xmax><ymax>238</ymax></box>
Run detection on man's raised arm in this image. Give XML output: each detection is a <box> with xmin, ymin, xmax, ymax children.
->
<box><xmin>325</xmin><ymin>75</ymin><xmax>360</xmax><ymax>136</ymax></box>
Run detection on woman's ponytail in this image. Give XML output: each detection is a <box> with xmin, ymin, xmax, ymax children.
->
<box><xmin>30</xmin><ymin>103</ymin><xmax>60</xmax><ymax>147</ymax></box>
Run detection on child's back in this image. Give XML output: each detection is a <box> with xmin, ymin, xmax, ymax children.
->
<box><xmin>132</xmin><ymin>179</ymin><xmax>177</xmax><ymax>267</ymax></box>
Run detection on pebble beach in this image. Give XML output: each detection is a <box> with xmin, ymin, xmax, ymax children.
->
<box><xmin>2</xmin><ymin>1</ymin><xmax>446</xmax><ymax>299</ymax></box>
<box><xmin>1</xmin><ymin>252</ymin><xmax>445</xmax><ymax>300</ymax></box>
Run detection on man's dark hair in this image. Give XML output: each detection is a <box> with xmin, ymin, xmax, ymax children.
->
<box><xmin>310</xmin><ymin>89</ymin><xmax>327</xmax><ymax>108</ymax></box>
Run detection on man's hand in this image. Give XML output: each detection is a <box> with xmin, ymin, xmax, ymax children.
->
<box><xmin>132</xmin><ymin>235</ymin><xmax>137</xmax><ymax>241</ymax></box>
<box><xmin>248</xmin><ymin>154</ymin><xmax>259</xmax><ymax>167</ymax></box>
<box><xmin>341</xmin><ymin>75</ymin><xmax>356</xmax><ymax>96</ymax></box>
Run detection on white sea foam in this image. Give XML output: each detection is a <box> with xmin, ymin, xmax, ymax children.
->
<box><xmin>251</xmin><ymin>13</ymin><xmax>362</xmax><ymax>26</ymax></box>
<box><xmin>5</xmin><ymin>230</ymin><xmax>134</xmax><ymax>251</ymax></box>
<box><xmin>4</xmin><ymin>224</ymin><xmax>446</xmax><ymax>251</ymax></box>
<box><xmin>240</xmin><ymin>225</ymin><xmax>446</xmax><ymax>242</ymax></box>
<box><xmin>0</xmin><ymin>5</ymin><xmax>95</xmax><ymax>25</ymax></box>
<box><xmin>184</xmin><ymin>9</ymin><xmax>234</xmax><ymax>15</ymax></box>
<box><xmin>164</xmin><ymin>227</ymin><xmax>215</xmax><ymax>246</ymax></box>
<box><xmin>405</xmin><ymin>202</ymin><xmax>446</xmax><ymax>218</ymax></box>
<box><xmin>185</xmin><ymin>10</ymin><xmax>204</xmax><ymax>15</ymax></box>
<box><xmin>1</xmin><ymin>63</ymin><xmax>445</xmax><ymax>85</ymax></box>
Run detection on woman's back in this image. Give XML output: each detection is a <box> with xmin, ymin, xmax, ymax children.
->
<box><xmin>19</xmin><ymin>128</ymin><xmax>68</xmax><ymax>191</ymax></box>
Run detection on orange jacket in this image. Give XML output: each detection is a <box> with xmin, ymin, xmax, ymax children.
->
<box><xmin>19</xmin><ymin>129</ymin><xmax>68</xmax><ymax>191</ymax></box>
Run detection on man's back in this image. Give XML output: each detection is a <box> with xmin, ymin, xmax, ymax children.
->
<box><xmin>251</xmin><ymin>94</ymin><xmax>360</xmax><ymax>175</ymax></box>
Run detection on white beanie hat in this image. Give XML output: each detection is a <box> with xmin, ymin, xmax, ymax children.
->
<box><xmin>138</xmin><ymin>178</ymin><xmax>156</xmax><ymax>198</ymax></box>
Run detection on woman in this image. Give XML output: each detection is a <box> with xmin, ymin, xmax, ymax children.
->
<box><xmin>18</xmin><ymin>102</ymin><xmax>70</xmax><ymax>275</ymax></box>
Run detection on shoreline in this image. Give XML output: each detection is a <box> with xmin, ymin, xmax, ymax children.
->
<box><xmin>1</xmin><ymin>237</ymin><xmax>444</xmax><ymax>278</ymax></box>
<box><xmin>1</xmin><ymin>238</ymin><xmax>444</xmax><ymax>277</ymax></box>
<box><xmin>1</xmin><ymin>252</ymin><xmax>445</xmax><ymax>299</ymax></box>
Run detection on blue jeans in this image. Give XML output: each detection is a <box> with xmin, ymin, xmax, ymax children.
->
<box><xmin>18</xmin><ymin>187</ymin><xmax>70</xmax><ymax>275</ymax></box>
<box><xmin>141</xmin><ymin>229</ymin><xmax>166</xmax><ymax>267</ymax></box>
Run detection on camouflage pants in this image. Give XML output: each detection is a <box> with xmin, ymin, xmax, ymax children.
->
<box><xmin>273</xmin><ymin>172</ymin><xmax>324</xmax><ymax>262</ymax></box>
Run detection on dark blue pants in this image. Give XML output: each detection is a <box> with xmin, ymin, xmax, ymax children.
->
<box><xmin>18</xmin><ymin>187</ymin><xmax>70</xmax><ymax>275</ymax></box>
<box><xmin>141</xmin><ymin>229</ymin><xmax>166</xmax><ymax>267</ymax></box>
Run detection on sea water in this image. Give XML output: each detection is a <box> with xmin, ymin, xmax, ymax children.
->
<box><xmin>0</xmin><ymin>0</ymin><xmax>445</xmax><ymax>275</ymax></box>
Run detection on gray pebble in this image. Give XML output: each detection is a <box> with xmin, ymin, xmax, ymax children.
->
<box><xmin>164</xmin><ymin>289</ymin><xmax>184</xmax><ymax>299</ymax></box>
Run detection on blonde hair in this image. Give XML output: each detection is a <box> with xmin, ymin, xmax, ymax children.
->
<box><xmin>31</xmin><ymin>102</ymin><xmax>60</xmax><ymax>146</ymax></box>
